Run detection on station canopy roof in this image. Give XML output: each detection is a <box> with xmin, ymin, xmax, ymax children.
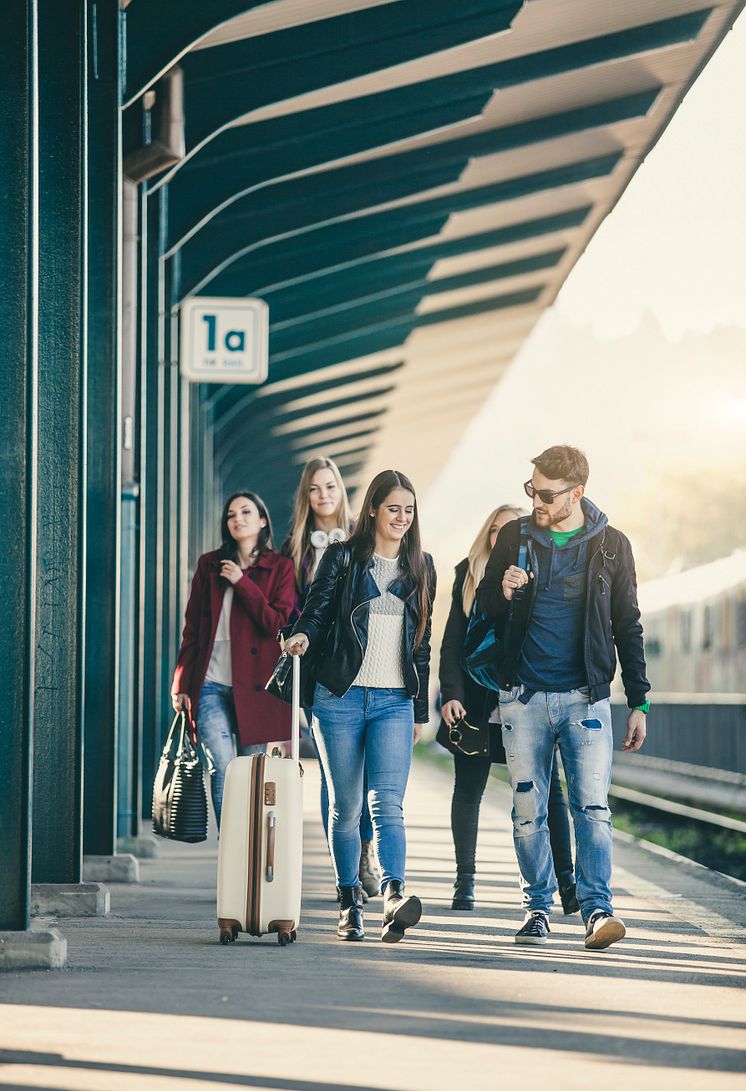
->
<box><xmin>125</xmin><ymin>0</ymin><xmax>743</xmax><ymax>515</ymax></box>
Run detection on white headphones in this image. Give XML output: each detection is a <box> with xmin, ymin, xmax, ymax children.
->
<box><xmin>310</xmin><ymin>527</ymin><xmax>347</xmax><ymax>548</ymax></box>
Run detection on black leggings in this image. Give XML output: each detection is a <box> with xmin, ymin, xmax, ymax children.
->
<box><xmin>451</xmin><ymin>750</ymin><xmax>574</xmax><ymax>883</ymax></box>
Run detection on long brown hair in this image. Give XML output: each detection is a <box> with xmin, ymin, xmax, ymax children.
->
<box><xmin>286</xmin><ymin>457</ymin><xmax>351</xmax><ymax>586</ymax></box>
<box><xmin>347</xmin><ymin>469</ymin><xmax>432</xmax><ymax>648</ymax></box>
<box><xmin>461</xmin><ymin>504</ymin><xmax>525</xmax><ymax>616</ymax></box>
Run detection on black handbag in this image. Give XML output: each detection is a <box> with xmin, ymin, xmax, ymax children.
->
<box><xmin>436</xmin><ymin>715</ymin><xmax>504</xmax><ymax>762</ymax></box>
<box><xmin>152</xmin><ymin>711</ymin><xmax>210</xmax><ymax>843</ymax></box>
<box><xmin>265</xmin><ymin>650</ymin><xmax>296</xmax><ymax>703</ymax></box>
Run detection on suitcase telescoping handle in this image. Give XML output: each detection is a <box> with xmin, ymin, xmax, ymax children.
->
<box><xmin>266</xmin><ymin>813</ymin><xmax>276</xmax><ymax>882</ymax></box>
<box><xmin>291</xmin><ymin>652</ymin><xmax>300</xmax><ymax>765</ymax></box>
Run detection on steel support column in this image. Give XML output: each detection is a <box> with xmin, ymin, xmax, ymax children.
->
<box><xmin>0</xmin><ymin>0</ymin><xmax>37</xmax><ymax>930</ymax></box>
<box><xmin>83</xmin><ymin>0</ymin><xmax>122</xmax><ymax>856</ymax></box>
<box><xmin>31</xmin><ymin>0</ymin><xmax>87</xmax><ymax>885</ymax></box>
<box><xmin>118</xmin><ymin>180</ymin><xmax>140</xmax><ymax>838</ymax></box>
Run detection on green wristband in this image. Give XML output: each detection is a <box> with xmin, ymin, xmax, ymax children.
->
<box><xmin>633</xmin><ymin>701</ymin><xmax>650</xmax><ymax>714</ymax></box>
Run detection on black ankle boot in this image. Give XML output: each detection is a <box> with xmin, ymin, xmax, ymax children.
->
<box><xmin>337</xmin><ymin>884</ymin><xmax>368</xmax><ymax>904</ymax></box>
<box><xmin>337</xmin><ymin>886</ymin><xmax>365</xmax><ymax>941</ymax></box>
<box><xmin>381</xmin><ymin>880</ymin><xmax>422</xmax><ymax>943</ymax></box>
<box><xmin>451</xmin><ymin>872</ymin><xmax>475</xmax><ymax>911</ymax></box>
<box><xmin>558</xmin><ymin>879</ymin><xmax>580</xmax><ymax>916</ymax></box>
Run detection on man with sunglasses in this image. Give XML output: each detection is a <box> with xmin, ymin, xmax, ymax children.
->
<box><xmin>476</xmin><ymin>444</ymin><xmax>649</xmax><ymax>950</ymax></box>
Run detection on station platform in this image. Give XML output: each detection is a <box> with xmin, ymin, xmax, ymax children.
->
<box><xmin>2</xmin><ymin>757</ymin><xmax>745</xmax><ymax>1091</ymax></box>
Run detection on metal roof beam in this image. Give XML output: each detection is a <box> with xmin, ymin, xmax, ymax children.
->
<box><xmin>167</xmin><ymin>20</ymin><xmax>674</xmax><ymax>244</ymax></box>
<box><xmin>197</xmin><ymin>152</ymin><xmax>620</xmax><ymax>297</ymax></box>
<box><xmin>178</xmin><ymin>89</ymin><xmax>656</xmax><ymax>291</ymax></box>
<box><xmin>261</xmin><ymin>206</ymin><xmax>589</xmax><ymax>322</ymax></box>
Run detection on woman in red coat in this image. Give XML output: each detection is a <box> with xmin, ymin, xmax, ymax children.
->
<box><xmin>171</xmin><ymin>491</ymin><xmax>295</xmax><ymax>826</ymax></box>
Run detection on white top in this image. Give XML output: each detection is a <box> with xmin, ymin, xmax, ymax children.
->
<box><xmin>205</xmin><ymin>586</ymin><xmax>233</xmax><ymax>686</ymax></box>
<box><xmin>354</xmin><ymin>554</ymin><xmax>406</xmax><ymax>689</ymax></box>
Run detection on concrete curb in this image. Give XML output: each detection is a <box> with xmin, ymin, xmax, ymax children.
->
<box><xmin>30</xmin><ymin>882</ymin><xmax>110</xmax><ymax>917</ymax></box>
<box><xmin>117</xmin><ymin>835</ymin><xmax>160</xmax><ymax>859</ymax></box>
<box><xmin>83</xmin><ymin>854</ymin><xmax>140</xmax><ymax>883</ymax></box>
<box><xmin>0</xmin><ymin>928</ymin><xmax>67</xmax><ymax>970</ymax></box>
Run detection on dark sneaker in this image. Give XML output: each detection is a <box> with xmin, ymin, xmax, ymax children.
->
<box><xmin>584</xmin><ymin>910</ymin><xmax>626</xmax><ymax>950</ymax></box>
<box><xmin>515</xmin><ymin>910</ymin><xmax>550</xmax><ymax>945</ymax></box>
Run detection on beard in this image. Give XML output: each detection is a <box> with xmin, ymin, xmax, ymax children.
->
<box><xmin>535</xmin><ymin>498</ymin><xmax>574</xmax><ymax>527</ymax></box>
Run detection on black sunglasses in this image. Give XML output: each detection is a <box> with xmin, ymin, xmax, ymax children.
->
<box><xmin>523</xmin><ymin>480</ymin><xmax>578</xmax><ymax>505</ymax></box>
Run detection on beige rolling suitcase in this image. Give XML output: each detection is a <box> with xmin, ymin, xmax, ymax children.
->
<box><xmin>217</xmin><ymin>655</ymin><xmax>303</xmax><ymax>946</ymax></box>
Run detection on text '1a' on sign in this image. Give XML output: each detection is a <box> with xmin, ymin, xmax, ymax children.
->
<box><xmin>179</xmin><ymin>297</ymin><xmax>269</xmax><ymax>384</ymax></box>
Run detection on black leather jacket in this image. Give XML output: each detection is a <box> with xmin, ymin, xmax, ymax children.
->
<box><xmin>476</xmin><ymin>511</ymin><xmax>649</xmax><ymax>708</ymax></box>
<box><xmin>292</xmin><ymin>541</ymin><xmax>436</xmax><ymax>723</ymax></box>
<box><xmin>439</xmin><ymin>558</ymin><xmax>499</xmax><ymax>727</ymax></box>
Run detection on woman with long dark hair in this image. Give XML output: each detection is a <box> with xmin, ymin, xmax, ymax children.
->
<box><xmin>286</xmin><ymin>470</ymin><xmax>435</xmax><ymax>944</ymax></box>
<box><xmin>439</xmin><ymin>505</ymin><xmax>578</xmax><ymax>915</ymax></box>
<box><xmin>281</xmin><ymin>456</ymin><xmax>380</xmax><ymax>899</ymax></box>
<box><xmin>171</xmin><ymin>491</ymin><xmax>296</xmax><ymax>827</ymax></box>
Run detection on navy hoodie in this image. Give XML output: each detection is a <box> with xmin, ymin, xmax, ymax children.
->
<box><xmin>517</xmin><ymin>500</ymin><xmax>608</xmax><ymax>692</ymax></box>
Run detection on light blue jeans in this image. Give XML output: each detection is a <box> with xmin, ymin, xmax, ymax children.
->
<box><xmin>312</xmin><ymin>684</ymin><xmax>414</xmax><ymax>890</ymax></box>
<box><xmin>197</xmin><ymin>680</ymin><xmax>265</xmax><ymax>828</ymax></box>
<box><xmin>304</xmin><ymin>708</ymin><xmax>374</xmax><ymax>844</ymax></box>
<box><xmin>499</xmin><ymin>686</ymin><xmax>614</xmax><ymax>921</ymax></box>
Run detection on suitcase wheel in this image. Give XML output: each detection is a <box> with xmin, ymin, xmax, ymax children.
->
<box><xmin>219</xmin><ymin>925</ymin><xmax>239</xmax><ymax>945</ymax></box>
<box><xmin>278</xmin><ymin>931</ymin><xmax>291</xmax><ymax>946</ymax></box>
<box><xmin>291</xmin><ymin>929</ymin><xmax>298</xmax><ymax>943</ymax></box>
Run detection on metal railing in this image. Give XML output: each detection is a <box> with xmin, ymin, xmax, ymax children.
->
<box><xmin>611</xmin><ymin>694</ymin><xmax>746</xmax><ymax>775</ymax></box>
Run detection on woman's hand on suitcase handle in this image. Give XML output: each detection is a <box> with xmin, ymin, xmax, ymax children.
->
<box><xmin>285</xmin><ymin>633</ymin><xmax>309</xmax><ymax>656</ymax></box>
<box><xmin>172</xmin><ymin>692</ymin><xmax>192</xmax><ymax>714</ymax></box>
<box><xmin>441</xmin><ymin>699</ymin><xmax>467</xmax><ymax>727</ymax></box>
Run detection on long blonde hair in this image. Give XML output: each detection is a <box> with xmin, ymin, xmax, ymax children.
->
<box><xmin>286</xmin><ymin>457</ymin><xmax>351</xmax><ymax>587</ymax></box>
<box><xmin>461</xmin><ymin>504</ymin><xmax>526</xmax><ymax>616</ymax></box>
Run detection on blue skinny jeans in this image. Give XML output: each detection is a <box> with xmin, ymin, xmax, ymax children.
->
<box><xmin>312</xmin><ymin>684</ymin><xmax>414</xmax><ymax>890</ymax></box>
<box><xmin>197</xmin><ymin>680</ymin><xmax>264</xmax><ymax>828</ymax></box>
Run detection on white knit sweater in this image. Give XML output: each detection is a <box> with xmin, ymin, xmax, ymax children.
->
<box><xmin>354</xmin><ymin>554</ymin><xmax>406</xmax><ymax>689</ymax></box>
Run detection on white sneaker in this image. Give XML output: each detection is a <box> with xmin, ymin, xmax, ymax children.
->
<box><xmin>584</xmin><ymin>910</ymin><xmax>626</xmax><ymax>950</ymax></box>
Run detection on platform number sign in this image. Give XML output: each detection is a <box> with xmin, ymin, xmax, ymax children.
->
<box><xmin>179</xmin><ymin>297</ymin><xmax>269</xmax><ymax>384</ymax></box>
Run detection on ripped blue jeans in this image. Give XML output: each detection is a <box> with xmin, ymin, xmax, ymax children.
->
<box><xmin>499</xmin><ymin>686</ymin><xmax>614</xmax><ymax>920</ymax></box>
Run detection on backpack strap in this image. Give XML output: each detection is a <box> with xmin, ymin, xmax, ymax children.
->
<box><xmin>516</xmin><ymin>516</ymin><xmax>531</xmax><ymax>573</ymax></box>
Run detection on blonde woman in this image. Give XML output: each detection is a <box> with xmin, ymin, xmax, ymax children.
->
<box><xmin>283</xmin><ymin>456</ymin><xmax>352</xmax><ymax>603</ymax></box>
<box><xmin>437</xmin><ymin>506</ymin><xmax>578</xmax><ymax>914</ymax></box>
<box><xmin>282</xmin><ymin>456</ymin><xmax>379</xmax><ymax>899</ymax></box>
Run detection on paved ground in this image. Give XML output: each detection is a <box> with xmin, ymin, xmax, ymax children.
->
<box><xmin>2</xmin><ymin>755</ymin><xmax>745</xmax><ymax>1091</ymax></box>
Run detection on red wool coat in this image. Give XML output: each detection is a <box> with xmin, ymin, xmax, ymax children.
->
<box><xmin>171</xmin><ymin>549</ymin><xmax>295</xmax><ymax>747</ymax></box>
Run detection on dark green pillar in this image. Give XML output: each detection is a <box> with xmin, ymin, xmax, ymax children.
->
<box><xmin>0</xmin><ymin>0</ymin><xmax>37</xmax><ymax>930</ymax></box>
<box><xmin>31</xmin><ymin>0</ymin><xmax>87</xmax><ymax>885</ymax></box>
<box><xmin>83</xmin><ymin>0</ymin><xmax>122</xmax><ymax>856</ymax></box>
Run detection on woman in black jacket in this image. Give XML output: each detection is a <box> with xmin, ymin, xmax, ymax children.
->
<box><xmin>286</xmin><ymin>469</ymin><xmax>435</xmax><ymax>945</ymax></box>
<box><xmin>438</xmin><ymin>505</ymin><xmax>578</xmax><ymax>914</ymax></box>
